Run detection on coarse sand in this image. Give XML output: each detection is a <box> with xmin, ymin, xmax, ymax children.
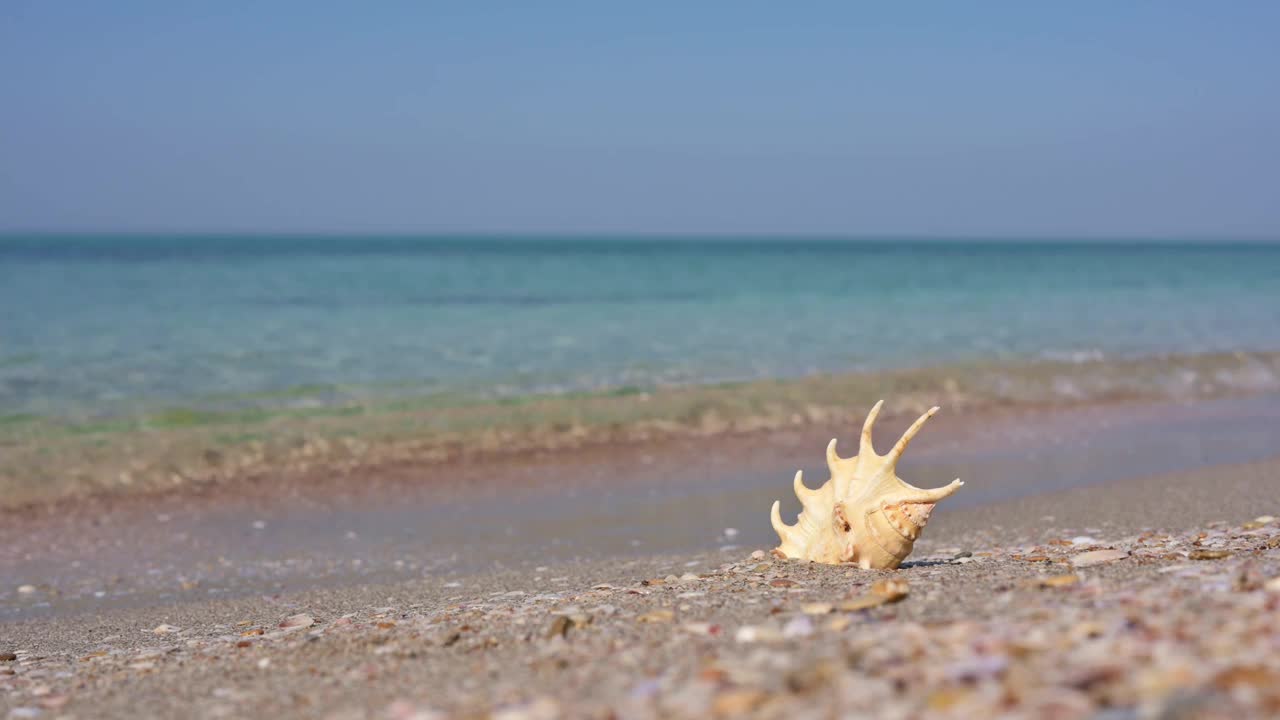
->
<box><xmin>3</xmin><ymin>454</ymin><xmax>1280</xmax><ymax>719</ymax></box>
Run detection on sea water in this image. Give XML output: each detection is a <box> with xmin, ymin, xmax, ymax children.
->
<box><xmin>2</xmin><ymin>236</ymin><xmax>1279</xmax><ymax>418</ymax></box>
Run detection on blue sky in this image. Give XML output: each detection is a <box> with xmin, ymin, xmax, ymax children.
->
<box><xmin>2</xmin><ymin>2</ymin><xmax>1278</xmax><ymax>237</ymax></box>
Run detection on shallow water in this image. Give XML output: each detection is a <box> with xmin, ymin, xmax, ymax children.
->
<box><xmin>4</xmin><ymin>393</ymin><xmax>1279</xmax><ymax>622</ymax></box>
<box><xmin>3</xmin><ymin>236</ymin><xmax>1279</xmax><ymax>418</ymax></box>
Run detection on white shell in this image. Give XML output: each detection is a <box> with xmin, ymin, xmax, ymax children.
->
<box><xmin>770</xmin><ymin>400</ymin><xmax>964</xmax><ymax>569</ymax></box>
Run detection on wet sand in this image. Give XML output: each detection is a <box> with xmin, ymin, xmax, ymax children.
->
<box><xmin>3</xmin><ymin>395</ymin><xmax>1280</xmax><ymax>718</ymax></box>
<box><xmin>4</xmin><ymin>393</ymin><xmax>1280</xmax><ymax>623</ymax></box>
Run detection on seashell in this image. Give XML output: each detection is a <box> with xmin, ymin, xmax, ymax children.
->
<box><xmin>769</xmin><ymin>400</ymin><xmax>963</xmax><ymax>569</ymax></box>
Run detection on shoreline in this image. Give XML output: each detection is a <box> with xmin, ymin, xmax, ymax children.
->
<box><xmin>3</xmin><ymin>349</ymin><xmax>1280</xmax><ymax>510</ymax></box>
<box><xmin>4</xmin><ymin>391</ymin><xmax>1280</xmax><ymax>623</ymax></box>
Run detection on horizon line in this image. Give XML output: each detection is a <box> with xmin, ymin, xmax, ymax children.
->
<box><xmin>2</xmin><ymin>229</ymin><xmax>1279</xmax><ymax>244</ymax></box>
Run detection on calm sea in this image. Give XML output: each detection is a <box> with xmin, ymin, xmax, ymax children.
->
<box><xmin>2</xmin><ymin>236</ymin><xmax>1279</xmax><ymax>418</ymax></box>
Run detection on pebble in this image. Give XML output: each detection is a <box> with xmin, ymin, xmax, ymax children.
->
<box><xmin>1188</xmin><ymin>549</ymin><xmax>1231</xmax><ymax>560</ymax></box>
<box><xmin>152</xmin><ymin>624</ymin><xmax>180</xmax><ymax>635</ymax></box>
<box><xmin>1213</xmin><ymin>665</ymin><xmax>1280</xmax><ymax>690</ymax></box>
<box><xmin>1070</xmin><ymin>549</ymin><xmax>1130</xmax><ymax>567</ymax></box>
<box><xmin>782</xmin><ymin>615</ymin><xmax>814</xmax><ymax>639</ymax></box>
<box><xmin>490</xmin><ymin>697</ymin><xmax>560</xmax><ymax>720</ymax></box>
<box><xmin>278</xmin><ymin>614</ymin><xmax>314</xmax><ymax>630</ymax></box>
<box><xmin>835</xmin><ymin>593</ymin><xmax>876</xmax><ymax>612</ymax></box>
<box><xmin>385</xmin><ymin>700</ymin><xmax>447</xmax><ymax>720</ymax></box>
<box><xmin>711</xmin><ymin>689</ymin><xmax>768</xmax><ymax>716</ymax></box>
<box><xmin>838</xmin><ymin>578</ymin><xmax>910</xmax><ymax>610</ymax></box>
<box><xmin>750</xmin><ymin>549</ymin><xmax>766</xmax><ymax>560</ymax></box>
<box><xmin>678</xmin><ymin>572</ymin><xmax>700</xmax><ymax>582</ymax></box>
<box><xmin>946</xmin><ymin>654</ymin><xmax>1009</xmax><ymax>682</ymax></box>
<box><xmin>636</xmin><ymin>610</ymin><xmax>675</xmax><ymax>624</ymax></box>
<box><xmin>872</xmin><ymin>577</ymin><xmax>909</xmax><ymax>600</ymax></box>
<box><xmin>1038</xmin><ymin>574</ymin><xmax>1080</xmax><ymax>588</ymax></box>
<box><xmin>827</xmin><ymin>616</ymin><xmax>853</xmax><ymax>632</ymax></box>
<box><xmin>17</xmin><ymin>585</ymin><xmax>36</xmax><ymax>595</ymax></box>
<box><xmin>1</xmin><ymin>652</ymin><xmax>16</xmax><ymax>662</ymax></box>
<box><xmin>545</xmin><ymin>615</ymin><xmax>571</xmax><ymax>640</ymax></box>
<box><xmin>681</xmin><ymin>622</ymin><xmax>721</xmax><ymax>636</ymax></box>
<box><xmin>735</xmin><ymin>624</ymin><xmax>782</xmax><ymax>643</ymax></box>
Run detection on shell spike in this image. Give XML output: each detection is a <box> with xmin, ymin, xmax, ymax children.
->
<box><xmin>899</xmin><ymin>478</ymin><xmax>965</xmax><ymax>504</ymax></box>
<box><xmin>859</xmin><ymin>399</ymin><xmax>885</xmax><ymax>457</ymax></box>
<box><xmin>886</xmin><ymin>406</ymin><xmax>939</xmax><ymax>467</ymax></box>
<box><xmin>770</xmin><ymin>500</ymin><xmax>792</xmax><ymax>541</ymax></box>
<box><xmin>825</xmin><ymin>438</ymin><xmax>842</xmax><ymax>475</ymax></box>
<box><xmin>792</xmin><ymin>470</ymin><xmax>815</xmax><ymax>507</ymax></box>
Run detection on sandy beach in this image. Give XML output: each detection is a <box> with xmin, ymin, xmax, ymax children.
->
<box><xmin>7</xmin><ymin>4</ymin><xmax>1280</xmax><ymax>717</ymax></box>
<box><xmin>4</xmin><ymin>394</ymin><xmax>1280</xmax><ymax>719</ymax></box>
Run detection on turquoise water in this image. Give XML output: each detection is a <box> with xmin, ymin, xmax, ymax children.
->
<box><xmin>2</xmin><ymin>236</ymin><xmax>1279</xmax><ymax>418</ymax></box>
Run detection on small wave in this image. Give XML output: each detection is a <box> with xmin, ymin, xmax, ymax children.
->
<box><xmin>1040</xmin><ymin>349</ymin><xmax>1106</xmax><ymax>364</ymax></box>
<box><xmin>244</xmin><ymin>291</ymin><xmax>711</xmax><ymax>309</ymax></box>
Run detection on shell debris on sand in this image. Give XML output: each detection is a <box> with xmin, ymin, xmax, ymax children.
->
<box><xmin>2</xmin><ymin>516</ymin><xmax>1280</xmax><ymax>718</ymax></box>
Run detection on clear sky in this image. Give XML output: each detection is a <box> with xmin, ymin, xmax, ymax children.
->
<box><xmin>3</xmin><ymin>1</ymin><xmax>1278</xmax><ymax>237</ymax></box>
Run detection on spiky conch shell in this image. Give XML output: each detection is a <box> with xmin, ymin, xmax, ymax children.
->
<box><xmin>769</xmin><ymin>400</ymin><xmax>964</xmax><ymax>569</ymax></box>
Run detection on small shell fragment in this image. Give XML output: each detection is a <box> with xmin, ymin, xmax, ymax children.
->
<box><xmin>1070</xmin><ymin>549</ymin><xmax>1130</xmax><ymax>567</ymax></box>
<box><xmin>1188</xmin><ymin>549</ymin><xmax>1232</xmax><ymax>560</ymax></box>
<box><xmin>636</xmin><ymin>610</ymin><xmax>675</xmax><ymax>624</ymax></box>
<box><xmin>278</xmin><ymin>614</ymin><xmax>315</xmax><ymax>630</ymax></box>
<box><xmin>1038</xmin><ymin>574</ymin><xmax>1081</xmax><ymax>588</ymax></box>
<box><xmin>839</xmin><ymin>578</ymin><xmax>910</xmax><ymax>610</ymax></box>
<box><xmin>827</xmin><ymin>616</ymin><xmax>853</xmax><ymax>632</ymax></box>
